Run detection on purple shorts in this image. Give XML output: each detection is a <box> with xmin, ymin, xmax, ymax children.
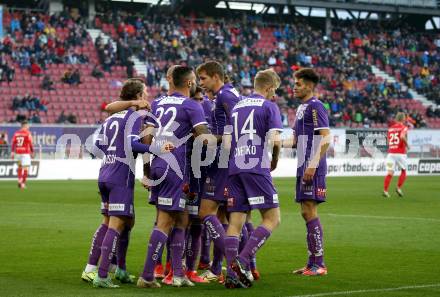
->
<box><xmin>150</xmin><ymin>167</ymin><xmax>186</xmax><ymax>212</ymax></box>
<box><xmin>98</xmin><ymin>182</ymin><xmax>134</xmax><ymax>217</ymax></box>
<box><xmin>295</xmin><ymin>175</ymin><xmax>327</xmax><ymax>203</ymax></box>
<box><xmin>227</xmin><ymin>173</ymin><xmax>279</xmax><ymax>212</ymax></box>
<box><xmin>203</xmin><ymin>164</ymin><xmax>228</xmax><ymax>203</ymax></box>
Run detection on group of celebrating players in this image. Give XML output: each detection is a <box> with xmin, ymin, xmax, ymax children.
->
<box><xmin>79</xmin><ymin>61</ymin><xmax>331</xmax><ymax>289</ymax></box>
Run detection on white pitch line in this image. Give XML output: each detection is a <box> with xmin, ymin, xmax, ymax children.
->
<box><xmin>325</xmin><ymin>213</ymin><xmax>440</xmax><ymax>222</ymax></box>
<box><xmin>285</xmin><ymin>283</ymin><xmax>440</xmax><ymax>297</ymax></box>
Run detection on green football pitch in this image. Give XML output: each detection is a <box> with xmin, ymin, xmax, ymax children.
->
<box><xmin>1</xmin><ymin>176</ymin><xmax>440</xmax><ymax>297</ymax></box>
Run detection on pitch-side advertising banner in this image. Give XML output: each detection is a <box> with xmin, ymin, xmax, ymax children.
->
<box><xmin>0</xmin><ymin>158</ymin><xmax>439</xmax><ymax>180</ymax></box>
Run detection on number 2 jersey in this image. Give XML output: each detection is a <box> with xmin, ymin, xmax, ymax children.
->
<box><xmin>387</xmin><ymin>122</ymin><xmax>408</xmax><ymax>154</ymax></box>
<box><xmin>96</xmin><ymin>109</ymin><xmax>143</xmax><ymax>188</ymax></box>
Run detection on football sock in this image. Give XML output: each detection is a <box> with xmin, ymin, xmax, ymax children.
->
<box><xmin>141</xmin><ymin>228</ymin><xmax>167</xmax><ymax>281</ymax></box>
<box><xmin>225</xmin><ymin>236</ymin><xmax>239</xmax><ymax>277</ymax></box>
<box><xmin>306</xmin><ymin>217</ymin><xmax>324</xmax><ymax>267</ymax></box>
<box><xmin>87</xmin><ymin>223</ymin><xmax>108</xmax><ymax>266</ymax></box>
<box><xmin>211</xmin><ymin>223</ymin><xmax>227</xmax><ymax>276</ymax></box>
<box><xmin>203</xmin><ymin>215</ymin><xmax>226</xmax><ymax>275</ymax></box>
<box><xmin>185</xmin><ymin>223</ymin><xmax>202</xmax><ymax>271</ymax></box>
<box><xmin>22</xmin><ymin>169</ymin><xmax>28</xmax><ymax>184</ymax></box>
<box><xmin>200</xmin><ymin>225</ymin><xmax>211</xmax><ymax>264</ymax></box>
<box><xmin>245</xmin><ymin>222</ymin><xmax>257</xmax><ymax>270</ymax></box>
<box><xmin>238</xmin><ymin>226</ymin><xmax>271</xmax><ymax>269</ymax></box>
<box><xmin>239</xmin><ymin>224</ymin><xmax>248</xmax><ymax>252</ymax></box>
<box><xmin>166</xmin><ymin>229</ymin><xmax>172</xmax><ymax>264</ymax></box>
<box><xmin>17</xmin><ymin>167</ymin><xmax>23</xmax><ymax>183</ymax></box>
<box><xmin>98</xmin><ymin>228</ymin><xmax>120</xmax><ymax>278</ymax></box>
<box><xmin>398</xmin><ymin>170</ymin><xmax>406</xmax><ymax>188</ymax></box>
<box><xmin>117</xmin><ymin>226</ymin><xmax>131</xmax><ymax>270</ymax></box>
<box><xmin>384</xmin><ymin>174</ymin><xmax>392</xmax><ymax>191</ymax></box>
<box><xmin>170</xmin><ymin>227</ymin><xmax>185</xmax><ymax>277</ymax></box>
<box><xmin>152</xmin><ymin>221</ymin><xmax>163</xmax><ymax>267</ymax></box>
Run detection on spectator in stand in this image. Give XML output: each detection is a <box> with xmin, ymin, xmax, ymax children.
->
<box><xmin>62</xmin><ymin>68</ymin><xmax>75</xmax><ymax>85</ymax></box>
<box><xmin>30</xmin><ymin>112</ymin><xmax>41</xmax><ymax>124</ymax></box>
<box><xmin>30</xmin><ymin>59</ymin><xmax>43</xmax><ymax>76</ymax></box>
<box><xmin>0</xmin><ymin>132</ymin><xmax>9</xmax><ymax>158</ymax></box>
<box><xmin>71</xmin><ymin>69</ymin><xmax>81</xmax><ymax>85</ymax></box>
<box><xmin>41</xmin><ymin>75</ymin><xmax>55</xmax><ymax>90</ymax></box>
<box><xmin>91</xmin><ymin>64</ymin><xmax>104</xmax><ymax>79</ymax></box>
<box><xmin>57</xmin><ymin>110</ymin><xmax>68</xmax><ymax>124</ymax></box>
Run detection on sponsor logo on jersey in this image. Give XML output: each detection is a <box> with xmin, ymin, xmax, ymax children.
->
<box><xmin>158</xmin><ymin>197</ymin><xmax>173</xmax><ymax>206</ymax></box>
<box><xmin>273</xmin><ymin>194</ymin><xmax>279</xmax><ymax>204</ymax></box>
<box><xmin>248</xmin><ymin>196</ymin><xmax>265</xmax><ymax>205</ymax></box>
<box><xmin>109</xmin><ymin>203</ymin><xmax>125</xmax><ymax>211</ymax></box>
<box><xmin>317</xmin><ymin>188</ymin><xmax>327</xmax><ymax>197</ymax></box>
<box><xmin>179</xmin><ymin>198</ymin><xmax>186</xmax><ymax>208</ymax></box>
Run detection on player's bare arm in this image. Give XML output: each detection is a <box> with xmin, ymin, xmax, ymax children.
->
<box><xmin>141</xmin><ymin>124</ymin><xmax>155</xmax><ymax>189</ymax></box>
<box><xmin>303</xmin><ymin>129</ymin><xmax>331</xmax><ymax>182</ymax></box>
<box><xmin>270</xmin><ymin>130</ymin><xmax>282</xmax><ymax>171</ymax></box>
<box><xmin>282</xmin><ymin>132</ymin><xmax>297</xmax><ymax>149</ymax></box>
<box><xmin>105</xmin><ymin>99</ymin><xmax>151</xmax><ymax>114</ymax></box>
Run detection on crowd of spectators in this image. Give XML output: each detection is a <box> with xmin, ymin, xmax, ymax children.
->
<box><xmin>1</xmin><ymin>7</ymin><xmax>439</xmax><ymax>127</ymax></box>
<box><xmin>98</xmin><ymin>11</ymin><xmax>437</xmax><ymax>127</ymax></box>
<box><xmin>1</xmin><ymin>10</ymin><xmax>90</xmax><ymax>79</ymax></box>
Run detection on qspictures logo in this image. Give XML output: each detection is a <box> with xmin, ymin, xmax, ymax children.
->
<box><xmin>418</xmin><ymin>159</ymin><xmax>440</xmax><ymax>174</ymax></box>
<box><xmin>0</xmin><ymin>161</ymin><xmax>40</xmax><ymax>178</ymax></box>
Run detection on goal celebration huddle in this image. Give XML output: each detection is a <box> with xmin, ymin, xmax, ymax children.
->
<box><xmin>81</xmin><ymin>61</ymin><xmax>331</xmax><ymax>289</ymax></box>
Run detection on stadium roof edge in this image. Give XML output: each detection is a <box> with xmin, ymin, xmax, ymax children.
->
<box><xmin>231</xmin><ymin>0</ymin><xmax>440</xmax><ymax>16</ymax></box>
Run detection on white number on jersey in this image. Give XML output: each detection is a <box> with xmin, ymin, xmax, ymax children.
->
<box><xmin>16</xmin><ymin>136</ymin><xmax>25</xmax><ymax>147</ymax></box>
<box><xmin>232</xmin><ymin>109</ymin><xmax>256</xmax><ymax>142</ymax></box>
<box><xmin>103</xmin><ymin>120</ymin><xmax>119</xmax><ymax>151</ymax></box>
<box><xmin>389</xmin><ymin>132</ymin><xmax>400</xmax><ymax>146</ymax></box>
<box><xmin>156</xmin><ymin>107</ymin><xmax>177</xmax><ymax>137</ymax></box>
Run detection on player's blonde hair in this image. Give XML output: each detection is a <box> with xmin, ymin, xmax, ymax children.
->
<box><xmin>166</xmin><ymin>65</ymin><xmax>180</xmax><ymax>78</ymax></box>
<box><xmin>395</xmin><ymin>112</ymin><xmax>406</xmax><ymax>122</ymax></box>
<box><xmin>254</xmin><ymin>69</ymin><xmax>281</xmax><ymax>90</ymax></box>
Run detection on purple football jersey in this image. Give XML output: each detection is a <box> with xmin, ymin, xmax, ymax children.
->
<box><xmin>97</xmin><ymin>109</ymin><xmax>143</xmax><ymax>187</ymax></box>
<box><xmin>201</xmin><ymin>96</ymin><xmax>214</xmax><ymax>129</ymax></box>
<box><xmin>145</xmin><ymin>92</ymin><xmax>207</xmax><ymax>175</ymax></box>
<box><xmin>211</xmin><ymin>83</ymin><xmax>240</xmax><ymax>135</ymax></box>
<box><xmin>228</xmin><ymin>94</ymin><xmax>283</xmax><ymax>176</ymax></box>
<box><xmin>293</xmin><ymin>97</ymin><xmax>330</xmax><ymax>176</ymax></box>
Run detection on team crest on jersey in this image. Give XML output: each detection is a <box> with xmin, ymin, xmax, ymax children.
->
<box><xmin>296</xmin><ymin>104</ymin><xmax>308</xmax><ymax>120</ymax></box>
<box><xmin>227</xmin><ymin>197</ymin><xmax>234</xmax><ymax>207</ymax></box>
<box><xmin>317</xmin><ymin>188</ymin><xmax>326</xmax><ymax>197</ymax></box>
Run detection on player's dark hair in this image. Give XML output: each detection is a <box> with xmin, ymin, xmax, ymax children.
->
<box><xmin>172</xmin><ymin>66</ymin><xmax>193</xmax><ymax>88</ymax></box>
<box><xmin>120</xmin><ymin>78</ymin><xmax>145</xmax><ymax>101</ymax></box>
<box><xmin>196</xmin><ymin>61</ymin><xmax>225</xmax><ymax>81</ymax></box>
<box><xmin>294</xmin><ymin>68</ymin><xmax>320</xmax><ymax>86</ymax></box>
<box><xmin>21</xmin><ymin>120</ymin><xmax>29</xmax><ymax>126</ymax></box>
<box><xmin>224</xmin><ymin>74</ymin><xmax>232</xmax><ymax>84</ymax></box>
<box><xmin>195</xmin><ymin>86</ymin><xmax>203</xmax><ymax>94</ymax></box>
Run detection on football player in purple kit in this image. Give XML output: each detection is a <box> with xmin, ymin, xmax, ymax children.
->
<box><xmin>196</xmin><ymin>61</ymin><xmax>240</xmax><ymax>282</ymax></box>
<box><xmin>290</xmin><ymin>68</ymin><xmax>331</xmax><ymax>276</ymax></box>
<box><xmin>137</xmin><ymin>66</ymin><xmax>213</xmax><ymax>288</ymax></box>
<box><xmin>181</xmin><ymin>86</ymin><xmax>213</xmax><ymax>283</ymax></box>
<box><xmin>86</xmin><ymin>79</ymin><xmax>165</xmax><ymax>288</ymax></box>
<box><xmin>222</xmin><ymin>69</ymin><xmax>283</xmax><ymax>288</ymax></box>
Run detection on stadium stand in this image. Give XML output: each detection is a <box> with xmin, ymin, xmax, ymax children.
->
<box><xmin>1</xmin><ymin>7</ymin><xmax>439</xmax><ymax>128</ymax></box>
